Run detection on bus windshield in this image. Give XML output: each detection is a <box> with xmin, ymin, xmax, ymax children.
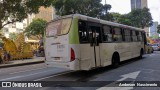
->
<box><xmin>46</xmin><ymin>18</ymin><xmax>72</xmax><ymax>37</ymax></box>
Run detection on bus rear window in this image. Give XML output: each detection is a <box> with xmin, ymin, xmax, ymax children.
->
<box><xmin>46</xmin><ymin>18</ymin><xmax>72</xmax><ymax>37</ymax></box>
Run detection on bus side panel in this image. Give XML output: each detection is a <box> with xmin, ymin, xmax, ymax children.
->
<box><xmin>115</xmin><ymin>43</ymin><xmax>132</xmax><ymax>61</ymax></box>
<box><xmin>69</xmin><ymin>44</ymin><xmax>80</xmax><ymax>70</ymax></box>
<box><xmin>99</xmin><ymin>43</ymin><xmax>113</xmax><ymax>66</ymax></box>
<box><xmin>100</xmin><ymin>43</ymin><xmax>133</xmax><ymax>65</ymax></box>
<box><xmin>69</xmin><ymin>17</ymin><xmax>79</xmax><ymax>44</ymax></box>
<box><xmin>68</xmin><ymin>17</ymin><xmax>81</xmax><ymax>70</ymax></box>
<box><xmin>79</xmin><ymin>44</ymin><xmax>93</xmax><ymax>70</ymax></box>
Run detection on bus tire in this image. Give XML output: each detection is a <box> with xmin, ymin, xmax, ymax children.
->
<box><xmin>139</xmin><ymin>49</ymin><xmax>143</xmax><ymax>59</ymax></box>
<box><xmin>112</xmin><ymin>53</ymin><xmax>120</xmax><ymax>68</ymax></box>
<box><xmin>151</xmin><ymin>49</ymin><xmax>153</xmax><ymax>53</ymax></box>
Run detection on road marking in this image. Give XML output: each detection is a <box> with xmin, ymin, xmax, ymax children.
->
<box><xmin>0</xmin><ymin>69</ymin><xmax>68</xmax><ymax>81</ymax></box>
<box><xmin>97</xmin><ymin>87</ymin><xmax>133</xmax><ymax>90</ymax></box>
<box><xmin>9</xmin><ymin>67</ymin><xmax>47</xmax><ymax>74</ymax></box>
<box><xmin>34</xmin><ymin>71</ymin><xmax>74</xmax><ymax>81</ymax></box>
<box><xmin>97</xmin><ymin>71</ymin><xmax>140</xmax><ymax>90</ymax></box>
<box><xmin>38</xmin><ymin>87</ymin><xmax>51</xmax><ymax>90</ymax></box>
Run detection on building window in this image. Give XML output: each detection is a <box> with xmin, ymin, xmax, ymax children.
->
<box><xmin>3</xmin><ymin>28</ymin><xmax>8</xmax><ymax>33</ymax></box>
<box><xmin>16</xmin><ymin>29</ymin><xmax>23</xmax><ymax>33</ymax></box>
<box><xmin>23</xmin><ymin>23</ymin><xmax>27</xmax><ymax>28</ymax></box>
<box><xmin>12</xmin><ymin>23</ymin><xmax>16</xmax><ymax>28</ymax></box>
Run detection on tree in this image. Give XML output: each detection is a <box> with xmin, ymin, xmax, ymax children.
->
<box><xmin>24</xmin><ymin>18</ymin><xmax>47</xmax><ymax>38</ymax></box>
<box><xmin>117</xmin><ymin>8</ymin><xmax>153</xmax><ymax>28</ymax></box>
<box><xmin>157</xmin><ymin>25</ymin><xmax>160</xmax><ymax>33</ymax></box>
<box><xmin>52</xmin><ymin>0</ymin><xmax>111</xmax><ymax>18</ymax></box>
<box><xmin>101</xmin><ymin>12</ymin><xmax>121</xmax><ymax>22</ymax></box>
<box><xmin>117</xmin><ymin>14</ymin><xmax>132</xmax><ymax>26</ymax></box>
<box><xmin>0</xmin><ymin>0</ymin><xmax>53</xmax><ymax>30</ymax></box>
<box><xmin>129</xmin><ymin>8</ymin><xmax>153</xmax><ymax>28</ymax></box>
<box><xmin>9</xmin><ymin>33</ymin><xmax>18</xmax><ymax>41</ymax></box>
<box><xmin>110</xmin><ymin>12</ymin><xmax>121</xmax><ymax>22</ymax></box>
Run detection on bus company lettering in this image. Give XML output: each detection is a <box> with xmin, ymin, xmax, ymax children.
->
<box><xmin>28</xmin><ymin>83</ymin><xmax>42</xmax><ymax>87</ymax></box>
<box><xmin>57</xmin><ymin>44</ymin><xmax>65</xmax><ymax>49</ymax></box>
<box><xmin>12</xmin><ymin>82</ymin><xmax>42</xmax><ymax>87</ymax></box>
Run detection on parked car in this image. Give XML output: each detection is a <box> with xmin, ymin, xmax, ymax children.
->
<box><xmin>152</xmin><ymin>44</ymin><xmax>160</xmax><ymax>51</ymax></box>
<box><xmin>145</xmin><ymin>44</ymin><xmax>154</xmax><ymax>53</ymax></box>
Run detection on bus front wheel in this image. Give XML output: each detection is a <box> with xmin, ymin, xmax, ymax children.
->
<box><xmin>139</xmin><ymin>49</ymin><xmax>143</xmax><ymax>59</ymax></box>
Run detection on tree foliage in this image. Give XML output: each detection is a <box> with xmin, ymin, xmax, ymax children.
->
<box><xmin>0</xmin><ymin>0</ymin><xmax>54</xmax><ymax>30</ymax></box>
<box><xmin>24</xmin><ymin>18</ymin><xmax>47</xmax><ymax>38</ymax></box>
<box><xmin>101</xmin><ymin>12</ymin><xmax>121</xmax><ymax>22</ymax></box>
<box><xmin>53</xmin><ymin>0</ymin><xmax>111</xmax><ymax>18</ymax></box>
<box><xmin>117</xmin><ymin>14</ymin><xmax>132</xmax><ymax>26</ymax></box>
<box><xmin>117</xmin><ymin>8</ymin><xmax>153</xmax><ymax>28</ymax></box>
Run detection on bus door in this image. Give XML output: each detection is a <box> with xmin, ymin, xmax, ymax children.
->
<box><xmin>88</xmin><ymin>25</ymin><xmax>101</xmax><ymax>68</ymax></box>
<box><xmin>78</xmin><ymin>21</ymin><xmax>101</xmax><ymax>70</ymax></box>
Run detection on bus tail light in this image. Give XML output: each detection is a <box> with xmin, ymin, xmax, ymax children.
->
<box><xmin>70</xmin><ymin>48</ymin><xmax>75</xmax><ymax>62</ymax></box>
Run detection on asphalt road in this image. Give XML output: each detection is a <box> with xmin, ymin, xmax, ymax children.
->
<box><xmin>1</xmin><ymin>51</ymin><xmax>160</xmax><ymax>90</ymax></box>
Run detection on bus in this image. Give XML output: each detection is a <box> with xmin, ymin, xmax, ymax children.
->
<box><xmin>44</xmin><ymin>14</ymin><xmax>147</xmax><ymax>70</ymax></box>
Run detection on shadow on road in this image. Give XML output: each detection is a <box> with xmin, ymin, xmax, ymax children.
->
<box><xmin>40</xmin><ymin>57</ymin><xmax>144</xmax><ymax>82</ymax></box>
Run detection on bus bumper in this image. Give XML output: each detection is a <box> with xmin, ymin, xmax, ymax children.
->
<box><xmin>45</xmin><ymin>60</ymin><xmax>80</xmax><ymax>70</ymax></box>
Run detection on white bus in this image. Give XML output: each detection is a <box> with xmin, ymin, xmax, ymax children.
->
<box><xmin>44</xmin><ymin>14</ymin><xmax>147</xmax><ymax>70</ymax></box>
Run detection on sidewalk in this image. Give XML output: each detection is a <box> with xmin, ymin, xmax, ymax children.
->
<box><xmin>0</xmin><ymin>57</ymin><xmax>45</xmax><ymax>68</ymax></box>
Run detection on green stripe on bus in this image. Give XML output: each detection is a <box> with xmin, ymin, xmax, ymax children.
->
<box><xmin>69</xmin><ymin>18</ymin><xmax>79</xmax><ymax>44</ymax></box>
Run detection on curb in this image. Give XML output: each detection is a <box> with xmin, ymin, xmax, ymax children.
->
<box><xmin>0</xmin><ymin>60</ymin><xmax>44</xmax><ymax>69</ymax></box>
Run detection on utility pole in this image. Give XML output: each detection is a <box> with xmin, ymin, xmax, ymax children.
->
<box><xmin>105</xmin><ymin>0</ymin><xmax>106</xmax><ymax>4</ymax></box>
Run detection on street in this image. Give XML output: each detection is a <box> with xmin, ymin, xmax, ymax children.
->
<box><xmin>0</xmin><ymin>51</ymin><xmax>160</xmax><ymax>90</ymax></box>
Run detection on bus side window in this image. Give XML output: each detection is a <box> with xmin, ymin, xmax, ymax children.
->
<box><xmin>137</xmin><ymin>31</ymin><xmax>142</xmax><ymax>41</ymax></box>
<box><xmin>132</xmin><ymin>30</ymin><xmax>137</xmax><ymax>42</ymax></box>
<box><xmin>113</xmin><ymin>27</ymin><xmax>122</xmax><ymax>42</ymax></box>
<box><xmin>121</xmin><ymin>29</ymin><xmax>125</xmax><ymax>41</ymax></box>
<box><xmin>103</xmin><ymin>26</ymin><xmax>112</xmax><ymax>42</ymax></box>
<box><xmin>124</xmin><ymin>29</ymin><xmax>131</xmax><ymax>42</ymax></box>
<box><xmin>78</xmin><ymin>21</ymin><xmax>88</xmax><ymax>43</ymax></box>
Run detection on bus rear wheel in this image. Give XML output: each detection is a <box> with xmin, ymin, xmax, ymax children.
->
<box><xmin>112</xmin><ymin>54</ymin><xmax>120</xmax><ymax>68</ymax></box>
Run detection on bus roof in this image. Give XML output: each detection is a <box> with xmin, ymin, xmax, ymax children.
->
<box><xmin>51</xmin><ymin>14</ymin><xmax>145</xmax><ymax>32</ymax></box>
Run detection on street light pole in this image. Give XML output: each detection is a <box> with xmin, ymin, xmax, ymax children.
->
<box><xmin>105</xmin><ymin>0</ymin><xmax>106</xmax><ymax>4</ymax></box>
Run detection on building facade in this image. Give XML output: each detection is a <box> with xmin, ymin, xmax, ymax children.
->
<box><xmin>131</xmin><ymin>0</ymin><xmax>148</xmax><ymax>10</ymax></box>
<box><xmin>3</xmin><ymin>19</ymin><xmax>27</xmax><ymax>38</ymax></box>
<box><xmin>149</xmin><ymin>22</ymin><xmax>159</xmax><ymax>39</ymax></box>
<box><xmin>34</xmin><ymin>6</ymin><xmax>55</xmax><ymax>22</ymax></box>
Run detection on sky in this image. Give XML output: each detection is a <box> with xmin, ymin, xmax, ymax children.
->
<box><xmin>101</xmin><ymin>0</ymin><xmax>160</xmax><ymax>23</ymax></box>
